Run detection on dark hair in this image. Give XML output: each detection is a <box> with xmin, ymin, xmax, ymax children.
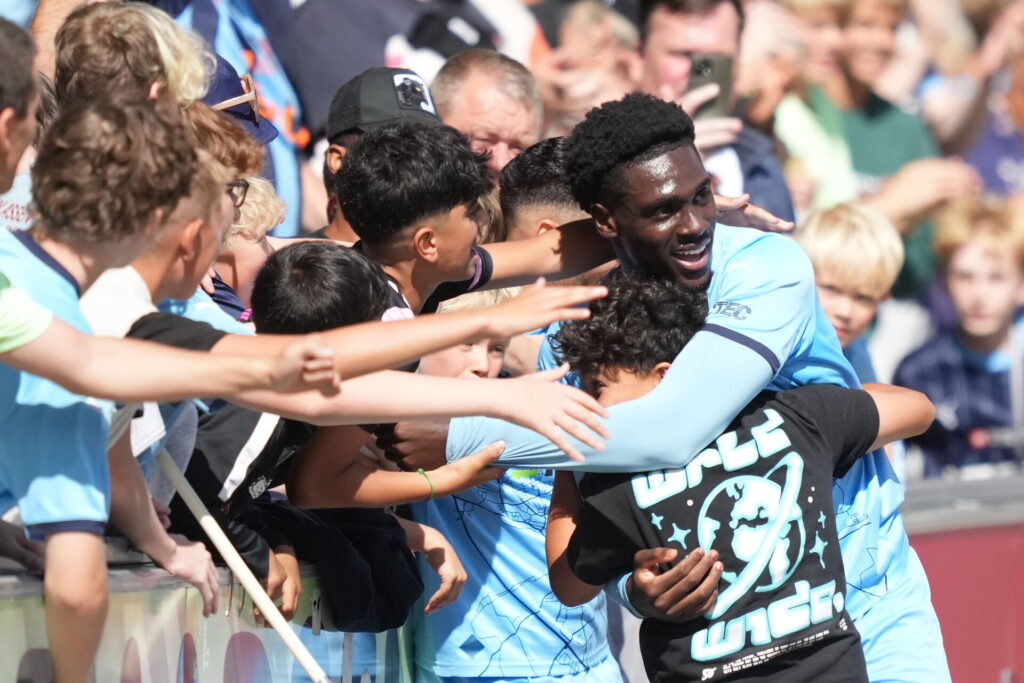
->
<box><xmin>565</xmin><ymin>92</ymin><xmax>695</xmax><ymax>212</ymax></box>
<box><xmin>499</xmin><ymin>137</ymin><xmax>577</xmax><ymax>229</ymax></box>
<box><xmin>0</xmin><ymin>19</ymin><xmax>37</xmax><ymax>117</ymax></box>
<box><xmin>251</xmin><ymin>242</ymin><xmax>391</xmax><ymax>334</ymax></box>
<box><xmin>335</xmin><ymin>122</ymin><xmax>490</xmax><ymax>245</ymax></box>
<box><xmin>31</xmin><ymin>98</ymin><xmax>198</xmax><ymax>243</ymax></box>
<box><xmin>639</xmin><ymin>0</ymin><xmax>745</xmax><ymax>41</ymax></box>
<box><xmin>553</xmin><ymin>271</ymin><xmax>707</xmax><ymax>383</ymax></box>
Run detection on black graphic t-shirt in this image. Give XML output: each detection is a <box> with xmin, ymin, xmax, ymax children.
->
<box><xmin>568</xmin><ymin>385</ymin><xmax>878</xmax><ymax>683</ymax></box>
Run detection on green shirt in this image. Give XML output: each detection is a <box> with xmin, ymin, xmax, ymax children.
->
<box><xmin>820</xmin><ymin>88</ymin><xmax>940</xmax><ymax>299</ymax></box>
<box><xmin>0</xmin><ymin>271</ymin><xmax>53</xmax><ymax>354</ymax></box>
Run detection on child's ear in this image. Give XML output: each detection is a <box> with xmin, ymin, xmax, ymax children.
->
<box><xmin>325</xmin><ymin>144</ymin><xmax>348</xmax><ymax>175</ymax></box>
<box><xmin>654</xmin><ymin>361</ymin><xmax>671</xmax><ymax>381</ymax></box>
<box><xmin>536</xmin><ymin>218</ymin><xmax>561</xmax><ymax>236</ymax></box>
<box><xmin>413</xmin><ymin>225</ymin><xmax>439</xmax><ymax>262</ymax></box>
<box><xmin>177</xmin><ymin>218</ymin><xmax>205</xmax><ymax>262</ymax></box>
<box><xmin>591</xmin><ymin>203</ymin><xmax>619</xmax><ymax>239</ymax></box>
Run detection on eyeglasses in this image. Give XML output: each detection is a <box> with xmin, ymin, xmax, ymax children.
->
<box><xmin>226</xmin><ymin>179</ymin><xmax>249</xmax><ymax>208</ymax></box>
<box><xmin>211</xmin><ymin>73</ymin><xmax>260</xmax><ymax>122</ymax></box>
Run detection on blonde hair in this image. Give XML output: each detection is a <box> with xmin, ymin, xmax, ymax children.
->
<box><xmin>935</xmin><ymin>196</ymin><xmax>1024</xmax><ymax>269</ymax></box>
<box><xmin>133</xmin><ymin>4</ymin><xmax>215</xmax><ymax>104</ymax></box>
<box><xmin>226</xmin><ymin>175</ymin><xmax>286</xmax><ymax>248</ymax></box>
<box><xmin>796</xmin><ymin>202</ymin><xmax>904</xmax><ymax>298</ymax></box>
<box><xmin>477</xmin><ymin>189</ymin><xmax>506</xmax><ymax>244</ymax></box>
<box><xmin>55</xmin><ymin>3</ymin><xmax>213</xmax><ymax>107</ymax></box>
<box><xmin>164</xmin><ymin>149</ymin><xmax>234</xmax><ymax>230</ymax></box>
<box><xmin>437</xmin><ymin>287</ymin><xmax>519</xmax><ymax>315</ymax></box>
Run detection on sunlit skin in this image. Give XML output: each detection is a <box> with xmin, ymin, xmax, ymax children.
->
<box><xmin>440</xmin><ymin>70</ymin><xmax>541</xmax><ymax>182</ymax></box>
<box><xmin>431</xmin><ymin>202</ymin><xmax>488</xmax><ymax>281</ymax></box>
<box><xmin>842</xmin><ymin>0</ymin><xmax>903</xmax><ymax>88</ymax></box>
<box><xmin>945</xmin><ymin>239</ymin><xmax>1024</xmax><ymax>352</ymax></box>
<box><xmin>0</xmin><ymin>91</ymin><xmax>38</xmax><ymax>194</ymax></box>
<box><xmin>592</xmin><ymin>144</ymin><xmax>718</xmax><ymax>288</ymax></box>
<box><xmin>815</xmin><ymin>273</ymin><xmax>885</xmax><ymax>348</ymax></box>
<box><xmin>639</xmin><ymin>3</ymin><xmax>740</xmax><ymax>103</ymax></box>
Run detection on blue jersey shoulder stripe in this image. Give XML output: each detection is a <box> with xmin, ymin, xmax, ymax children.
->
<box><xmin>704</xmin><ymin>323</ymin><xmax>781</xmax><ymax>374</ymax></box>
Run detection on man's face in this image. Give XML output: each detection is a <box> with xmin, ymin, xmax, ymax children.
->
<box><xmin>639</xmin><ymin>3</ymin><xmax>740</xmax><ymax>103</ymax></box>
<box><xmin>596</xmin><ymin>144</ymin><xmax>717</xmax><ymax>287</ymax></box>
<box><xmin>418</xmin><ymin>337</ymin><xmax>509</xmax><ymax>379</ymax></box>
<box><xmin>815</xmin><ymin>273</ymin><xmax>884</xmax><ymax>348</ymax></box>
<box><xmin>431</xmin><ymin>201</ymin><xmax>486</xmax><ymax>281</ymax></box>
<box><xmin>945</xmin><ymin>238</ymin><xmax>1024</xmax><ymax>340</ymax></box>
<box><xmin>842</xmin><ymin>0</ymin><xmax>903</xmax><ymax>87</ymax></box>
<box><xmin>0</xmin><ymin>93</ymin><xmax>38</xmax><ymax>194</ymax></box>
<box><xmin>441</xmin><ymin>71</ymin><xmax>540</xmax><ymax>182</ymax></box>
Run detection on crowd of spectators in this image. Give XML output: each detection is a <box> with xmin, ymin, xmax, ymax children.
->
<box><xmin>0</xmin><ymin>0</ymin><xmax>1021</xmax><ymax>681</ymax></box>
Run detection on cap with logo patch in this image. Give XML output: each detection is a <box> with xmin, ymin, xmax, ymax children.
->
<box><xmin>326</xmin><ymin>67</ymin><xmax>441</xmax><ymax>142</ymax></box>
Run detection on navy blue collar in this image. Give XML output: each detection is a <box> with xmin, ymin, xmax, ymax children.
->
<box><xmin>12</xmin><ymin>230</ymin><xmax>82</xmax><ymax>297</ymax></box>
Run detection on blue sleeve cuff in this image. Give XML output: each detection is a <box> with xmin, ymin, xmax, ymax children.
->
<box><xmin>607</xmin><ymin>571</ymin><xmax>644</xmax><ymax>618</ymax></box>
<box><xmin>26</xmin><ymin>520</ymin><xmax>106</xmax><ymax>541</ymax></box>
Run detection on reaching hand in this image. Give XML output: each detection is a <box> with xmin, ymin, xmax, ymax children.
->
<box><xmin>869</xmin><ymin>158</ymin><xmax>980</xmax><ymax>228</ymax></box>
<box><xmin>715</xmin><ymin>193</ymin><xmax>794</xmax><ymax>232</ymax></box>
<box><xmin>270</xmin><ymin>334</ymin><xmax>342</xmax><ymax>396</ymax></box>
<box><xmin>481</xmin><ymin>279</ymin><xmax>608</xmax><ymax>340</ymax></box>
<box><xmin>0</xmin><ymin>520</ymin><xmax>44</xmax><ymax>571</ymax></box>
<box><xmin>161</xmin><ymin>534</ymin><xmax>219</xmax><ymax>617</ymax></box>
<box><xmin>627</xmin><ymin>547</ymin><xmax>723</xmax><ymax>622</ymax></box>
<box><xmin>260</xmin><ymin>546</ymin><xmax>301</xmax><ymax>624</ymax></box>
<box><xmin>431</xmin><ymin>441</ymin><xmax>506</xmax><ymax>496</ymax></box>
<box><xmin>377</xmin><ymin>420</ymin><xmax>452</xmax><ymax>472</ymax></box>
<box><xmin>419</xmin><ymin>526</ymin><xmax>468</xmax><ymax>614</ymax></box>
<box><xmin>497</xmin><ymin>364</ymin><xmax>611</xmax><ymax>461</ymax></box>
<box><xmin>151</xmin><ymin>498</ymin><xmax>171</xmax><ymax>530</ymax></box>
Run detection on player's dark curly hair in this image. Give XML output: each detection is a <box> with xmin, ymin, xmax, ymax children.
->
<box><xmin>565</xmin><ymin>92</ymin><xmax>695</xmax><ymax>212</ymax></box>
<box><xmin>335</xmin><ymin>121</ymin><xmax>491</xmax><ymax>245</ymax></box>
<box><xmin>553</xmin><ymin>270</ymin><xmax>707</xmax><ymax>384</ymax></box>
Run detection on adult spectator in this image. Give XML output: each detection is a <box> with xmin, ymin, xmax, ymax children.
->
<box><xmin>432</xmin><ymin>49</ymin><xmax>543</xmax><ymax>181</ymax></box>
<box><xmin>637</xmin><ymin>0</ymin><xmax>796</xmax><ymax>223</ymax></box>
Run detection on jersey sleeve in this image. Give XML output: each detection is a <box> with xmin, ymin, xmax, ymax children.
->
<box><xmin>127</xmin><ymin>312</ymin><xmax>228</xmax><ymax>351</ymax></box>
<box><xmin>780</xmin><ymin>385</ymin><xmax>880</xmax><ymax>476</ymax></box>
<box><xmin>566</xmin><ymin>504</ymin><xmax>638</xmax><ymax>587</ymax></box>
<box><xmin>702</xmin><ymin>233</ymin><xmax>816</xmax><ymax>378</ymax></box>
<box><xmin>0</xmin><ymin>274</ymin><xmax>53</xmax><ymax>354</ymax></box>
<box><xmin>446</xmin><ymin>330</ymin><xmax>773</xmax><ymax>471</ymax></box>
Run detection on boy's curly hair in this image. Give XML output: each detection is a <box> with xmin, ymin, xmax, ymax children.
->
<box><xmin>553</xmin><ymin>270</ymin><xmax>708</xmax><ymax>383</ymax></box>
<box><xmin>565</xmin><ymin>92</ymin><xmax>695</xmax><ymax>212</ymax></box>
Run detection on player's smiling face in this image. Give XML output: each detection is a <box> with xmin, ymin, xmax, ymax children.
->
<box><xmin>593</xmin><ymin>144</ymin><xmax>716</xmax><ymax>288</ymax></box>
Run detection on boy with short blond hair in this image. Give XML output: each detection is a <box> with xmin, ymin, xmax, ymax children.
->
<box><xmin>796</xmin><ymin>202</ymin><xmax>904</xmax><ymax>382</ymax></box>
<box><xmin>895</xmin><ymin>197</ymin><xmax>1024</xmax><ymax>477</ymax></box>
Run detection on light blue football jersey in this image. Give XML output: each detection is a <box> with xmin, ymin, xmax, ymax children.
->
<box><xmin>447</xmin><ymin>225</ymin><xmax>908</xmax><ymax>624</ymax></box>
<box><xmin>408</xmin><ymin>469</ymin><xmax>617</xmax><ymax>680</ymax></box>
<box><xmin>0</xmin><ymin>229</ymin><xmax>114</xmax><ymax>536</ymax></box>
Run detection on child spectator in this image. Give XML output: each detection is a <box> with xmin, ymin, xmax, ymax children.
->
<box><xmin>894</xmin><ymin>197</ymin><xmax>1024</xmax><ymax>477</ymax></box>
<box><xmin>795</xmin><ymin>202</ymin><xmax>905</xmax><ymax>383</ymax></box>
<box><xmin>406</xmin><ymin>288</ymin><xmax>623</xmax><ymax>682</ymax></box>
<box><xmin>546</xmin><ymin>272</ymin><xmax>935</xmax><ymax>683</ymax></box>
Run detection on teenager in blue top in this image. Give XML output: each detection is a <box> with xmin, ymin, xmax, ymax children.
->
<box><xmin>442</xmin><ymin>93</ymin><xmax>949</xmax><ymax>682</ymax></box>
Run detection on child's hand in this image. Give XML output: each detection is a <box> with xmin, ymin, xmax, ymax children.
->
<box><xmin>161</xmin><ymin>534</ymin><xmax>219</xmax><ymax>617</ymax></box>
<box><xmin>715</xmin><ymin>193</ymin><xmax>794</xmax><ymax>233</ymax></box>
<box><xmin>498</xmin><ymin>364</ymin><xmax>611</xmax><ymax>461</ymax></box>
<box><xmin>270</xmin><ymin>334</ymin><xmax>342</xmax><ymax>396</ymax></box>
<box><xmin>260</xmin><ymin>546</ymin><xmax>302</xmax><ymax>624</ymax></box>
<box><xmin>420</xmin><ymin>526</ymin><xmax>468</xmax><ymax>614</ymax></box>
<box><xmin>0</xmin><ymin>520</ymin><xmax>44</xmax><ymax>571</ymax></box>
<box><xmin>432</xmin><ymin>441</ymin><xmax>506</xmax><ymax>496</ymax></box>
<box><xmin>482</xmin><ymin>279</ymin><xmax>608</xmax><ymax>339</ymax></box>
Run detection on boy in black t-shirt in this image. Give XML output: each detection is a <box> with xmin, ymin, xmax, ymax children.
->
<box><xmin>544</xmin><ymin>273</ymin><xmax>935</xmax><ymax>683</ymax></box>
